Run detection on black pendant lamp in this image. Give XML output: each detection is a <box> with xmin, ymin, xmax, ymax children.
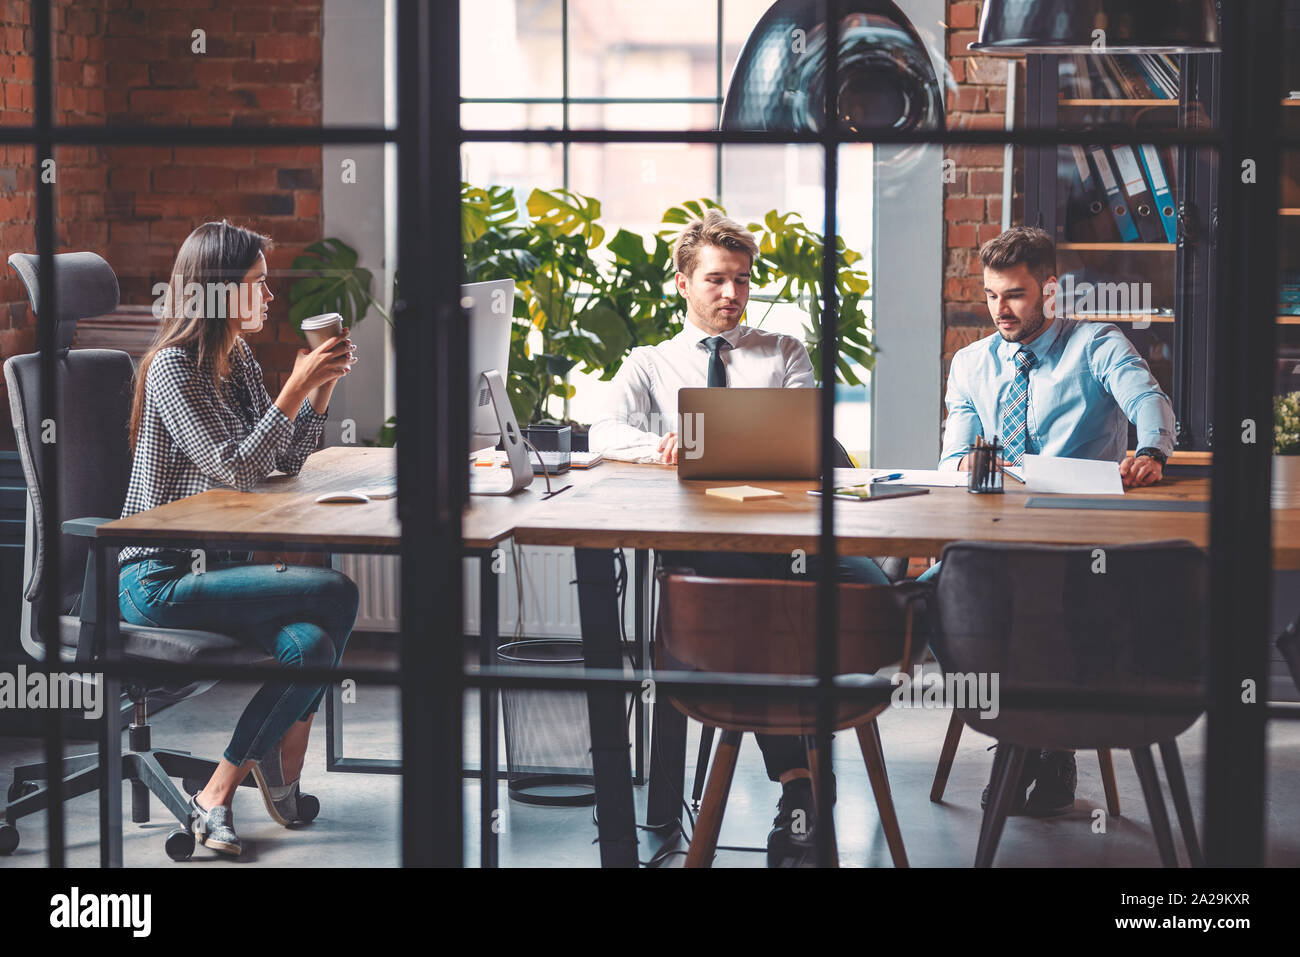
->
<box><xmin>969</xmin><ymin>0</ymin><xmax>1220</xmax><ymax>54</ymax></box>
<box><xmin>721</xmin><ymin>0</ymin><xmax>945</xmax><ymax>135</ymax></box>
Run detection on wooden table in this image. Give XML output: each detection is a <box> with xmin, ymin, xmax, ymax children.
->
<box><xmin>93</xmin><ymin>448</ymin><xmax>1300</xmax><ymax>867</ymax></box>
<box><xmin>507</xmin><ymin>464</ymin><xmax>1300</xmax><ymax>866</ymax></box>
<box><xmin>92</xmin><ymin>446</ymin><xmax>604</xmax><ymax>867</ymax></box>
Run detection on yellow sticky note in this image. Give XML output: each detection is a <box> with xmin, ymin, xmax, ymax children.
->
<box><xmin>705</xmin><ymin>485</ymin><xmax>783</xmax><ymax>502</ymax></box>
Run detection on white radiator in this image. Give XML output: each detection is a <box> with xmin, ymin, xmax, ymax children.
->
<box><xmin>333</xmin><ymin>545</ymin><xmax>638</xmax><ymax>637</ymax></box>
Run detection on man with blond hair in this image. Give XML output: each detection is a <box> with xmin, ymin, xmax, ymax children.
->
<box><xmin>591</xmin><ymin>209</ymin><xmax>817</xmax><ymax>460</ymax></box>
<box><xmin>592</xmin><ymin>210</ymin><xmax>891</xmax><ymax>866</ymax></box>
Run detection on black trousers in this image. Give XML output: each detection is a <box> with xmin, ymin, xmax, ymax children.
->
<box><xmin>657</xmin><ymin>550</ymin><xmax>888</xmax><ymax>781</ymax></box>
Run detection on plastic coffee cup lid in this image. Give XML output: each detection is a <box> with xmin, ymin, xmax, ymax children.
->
<box><xmin>301</xmin><ymin>313</ymin><xmax>343</xmax><ymax>330</ymax></box>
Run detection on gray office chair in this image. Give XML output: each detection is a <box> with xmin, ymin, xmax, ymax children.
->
<box><xmin>1</xmin><ymin>251</ymin><xmax>262</xmax><ymax>861</ymax></box>
<box><xmin>930</xmin><ymin>540</ymin><xmax>1207</xmax><ymax>868</ymax></box>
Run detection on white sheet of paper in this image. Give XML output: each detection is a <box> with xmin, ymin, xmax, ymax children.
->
<box><xmin>872</xmin><ymin>469</ymin><xmax>970</xmax><ymax>488</ymax></box>
<box><xmin>1022</xmin><ymin>454</ymin><xmax>1125</xmax><ymax>495</ymax></box>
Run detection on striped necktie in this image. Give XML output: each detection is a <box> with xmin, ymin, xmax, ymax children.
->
<box><xmin>1000</xmin><ymin>346</ymin><xmax>1037</xmax><ymax>465</ymax></box>
<box><xmin>703</xmin><ymin>336</ymin><xmax>729</xmax><ymax>388</ymax></box>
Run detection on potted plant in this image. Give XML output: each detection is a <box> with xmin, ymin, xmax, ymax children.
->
<box><xmin>1275</xmin><ymin>391</ymin><xmax>1300</xmax><ymax>509</ymax></box>
<box><xmin>462</xmin><ymin>185</ymin><xmax>874</xmax><ymax>439</ymax></box>
<box><xmin>305</xmin><ymin>185</ymin><xmax>876</xmax><ymax>448</ymax></box>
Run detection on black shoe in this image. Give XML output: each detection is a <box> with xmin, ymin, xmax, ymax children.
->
<box><xmin>766</xmin><ymin>779</ymin><xmax>819</xmax><ymax>867</ymax></box>
<box><xmin>980</xmin><ymin>745</ymin><xmax>1040</xmax><ymax>814</ymax></box>
<box><xmin>1025</xmin><ymin>750</ymin><xmax>1077</xmax><ymax>817</ymax></box>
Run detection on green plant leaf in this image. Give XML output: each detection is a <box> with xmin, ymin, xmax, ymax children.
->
<box><xmin>462</xmin><ymin>183</ymin><xmax>518</xmax><ymax>243</ymax></box>
<box><xmin>657</xmin><ymin>198</ymin><xmax>725</xmax><ymax>243</ymax></box>
<box><xmin>288</xmin><ymin>238</ymin><xmax>379</xmax><ymax>334</ymax></box>
<box><xmin>576</xmin><ymin>302</ymin><xmax>632</xmax><ymax>368</ymax></box>
<box><xmin>526</xmin><ymin>188</ymin><xmax>605</xmax><ymax>248</ymax></box>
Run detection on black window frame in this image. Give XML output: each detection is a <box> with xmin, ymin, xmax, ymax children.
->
<box><xmin>5</xmin><ymin>0</ymin><xmax>1293</xmax><ymax>869</ymax></box>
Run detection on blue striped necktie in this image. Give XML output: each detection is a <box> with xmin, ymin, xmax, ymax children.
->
<box><xmin>1000</xmin><ymin>347</ymin><xmax>1037</xmax><ymax>464</ymax></box>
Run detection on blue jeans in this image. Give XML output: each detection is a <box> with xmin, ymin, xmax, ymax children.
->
<box><xmin>119</xmin><ymin>556</ymin><xmax>360</xmax><ymax>766</ymax></box>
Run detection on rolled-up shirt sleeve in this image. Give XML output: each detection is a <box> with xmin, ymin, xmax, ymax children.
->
<box><xmin>938</xmin><ymin>354</ymin><xmax>982</xmax><ymax>470</ymax></box>
<box><xmin>589</xmin><ymin>351</ymin><xmax>665</xmax><ymax>454</ymax></box>
<box><xmin>1088</xmin><ymin>325</ymin><xmax>1176</xmax><ymax>459</ymax></box>
<box><xmin>238</xmin><ymin>340</ymin><xmax>326</xmax><ymax>474</ymax></box>
<box><xmin>148</xmin><ymin>347</ymin><xmax>294</xmax><ymax>492</ymax></box>
<box><xmin>783</xmin><ymin>339</ymin><xmax>816</xmax><ymax>388</ymax></box>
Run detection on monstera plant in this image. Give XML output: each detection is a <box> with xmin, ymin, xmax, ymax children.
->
<box><xmin>301</xmin><ymin>186</ymin><xmax>876</xmax><ymax>445</ymax></box>
<box><xmin>463</xmin><ymin>185</ymin><xmax>874</xmax><ymax>427</ymax></box>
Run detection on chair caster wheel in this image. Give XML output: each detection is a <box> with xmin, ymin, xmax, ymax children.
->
<box><xmin>296</xmin><ymin>792</ymin><xmax>320</xmax><ymax>823</ymax></box>
<box><xmin>7</xmin><ymin>780</ymin><xmax>38</xmax><ymax>803</ymax></box>
<box><xmin>165</xmin><ymin>827</ymin><xmax>195</xmax><ymax>861</ymax></box>
<box><xmin>0</xmin><ymin>823</ymin><xmax>19</xmax><ymax>855</ymax></box>
<box><xmin>181</xmin><ymin>777</ymin><xmax>205</xmax><ymax>797</ymax></box>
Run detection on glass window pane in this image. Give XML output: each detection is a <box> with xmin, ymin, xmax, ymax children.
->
<box><xmin>461</xmin><ymin>101</ymin><xmax>564</xmax><ymax>131</ymax></box>
<box><xmin>460</xmin><ymin>0</ymin><xmax>563</xmax><ymax>99</ymax></box>
<box><xmin>567</xmin><ymin>0</ymin><xmax>718</xmax><ymax>102</ymax></box>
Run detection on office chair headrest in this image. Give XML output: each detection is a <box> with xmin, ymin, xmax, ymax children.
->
<box><xmin>7</xmin><ymin>251</ymin><xmax>121</xmax><ymax>352</ymax></box>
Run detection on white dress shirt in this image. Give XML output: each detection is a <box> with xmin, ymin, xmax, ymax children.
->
<box><xmin>589</xmin><ymin>319</ymin><xmax>815</xmax><ymax>458</ymax></box>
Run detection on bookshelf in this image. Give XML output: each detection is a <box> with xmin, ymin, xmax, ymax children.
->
<box><xmin>1027</xmin><ymin>49</ymin><xmax>1217</xmax><ymax>454</ymax></box>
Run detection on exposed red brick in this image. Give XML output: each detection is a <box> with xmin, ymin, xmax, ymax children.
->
<box><xmin>0</xmin><ymin>0</ymin><xmax>323</xmax><ymax>443</ymax></box>
<box><xmin>948</xmin><ymin>2</ymin><xmax>979</xmax><ymax>29</ymax></box>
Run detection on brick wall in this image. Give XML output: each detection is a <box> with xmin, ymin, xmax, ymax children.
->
<box><xmin>0</xmin><ymin>0</ymin><xmax>108</xmax><ymax>447</ymax></box>
<box><xmin>942</xmin><ymin>0</ymin><xmax>1026</xmax><ymax>415</ymax></box>
<box><xmin>0</xmin><ymin>0</ymin><xmax>324</xmax><ymax>449</ymax></box>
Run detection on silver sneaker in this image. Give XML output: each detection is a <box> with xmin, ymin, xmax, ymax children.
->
<box><xmin>189</xmin><ymin>794</ymin><xmax>241</xmax><ymax>856</ymax></box>
<box><xmin>249</xmin><ymin>742</ymin><xmax>320</xmax><ymax>827</ymax></box>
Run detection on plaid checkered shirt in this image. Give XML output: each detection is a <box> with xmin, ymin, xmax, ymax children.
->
<box><xmin>119</xmin><ymin>337</ymin><xmax>328</xmax><ymax>566</ymax></box>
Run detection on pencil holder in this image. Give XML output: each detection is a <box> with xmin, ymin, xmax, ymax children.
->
<box><xmin>967</xmin><ymin>439</ymin><xmax>1005</xmax><ymax>494</ymax></box>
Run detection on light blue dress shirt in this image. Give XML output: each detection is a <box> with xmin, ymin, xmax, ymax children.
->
<box><xmin>938</xmin><ymin>317</ymin><xmax>1175</xmax><ymax>470</ymax></box>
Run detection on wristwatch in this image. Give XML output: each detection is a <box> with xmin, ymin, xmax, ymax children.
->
<box><xmin>1135</xmin><ymin>447</ymin><xmax>1168</xmax><ymax>466</ymax></box>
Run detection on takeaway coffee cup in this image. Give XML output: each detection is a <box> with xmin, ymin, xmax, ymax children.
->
<box><xmin>301</xmin><ymin>313</ymin><xmax>344</xmax><ymax>350</ymax></box>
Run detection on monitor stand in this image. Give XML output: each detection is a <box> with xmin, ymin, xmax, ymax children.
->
<box><xmin>470</xmin><ymin>369</ymin><xmax>533</xmax><ymax>496</ymax></box>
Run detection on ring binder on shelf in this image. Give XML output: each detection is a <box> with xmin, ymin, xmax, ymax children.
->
<box><xmin>1138</xmin><ymin>144</ymin><xmax>1180</xmax><ymax>244</ymax></box>
<box><xmin>1089</xmin><ymin>145</ymin><xmax>1140</xmax><ymax>242</ymax></box>
<box><xmin>1111</xmin><ymin>144</ymin><xmax>1168</xmax><ymax>244</ymax></box>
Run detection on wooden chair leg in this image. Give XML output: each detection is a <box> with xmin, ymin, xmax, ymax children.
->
<box><xmin>975</xmin><ymin>742</ymin><xmax>1027</xmax><ymax>867</ymax></box>
<box><xmin>1130</xmin><ymin>745</ymin><xmax>1179</xmax><ymax>868</ymax></box>
<box><xmin>931</xmin><ymin>711</ymin><xmax>964</xmax><ymax>802</ymax></box>
<box><xmin>856</xmin><ymin>719</ymin><xmax>909</xmax><ymax>867</ymax></box>
<box><xmin>1158</xmin><ymin>739</ymin><xmax>1204</xmax><ymax>867</ymax></box>
<box><xmin>685</xmin><ymin>730</ymin><xmax>742</xmax><ymax>868</ymax></box>
<box><xmin>1097</xmin><ymin>748</ymin><xmax>1121</xmax><ymax>818</ymax></box>
<box><xmin>804</xmin><ymin>737</ymin><xmax>839</xmax><ymax>868</ymax></box>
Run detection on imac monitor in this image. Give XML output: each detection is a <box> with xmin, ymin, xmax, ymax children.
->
<box><xmin>463</xmin><ymin>278</ymin><xmax>514</xmax><ymax>452</ymax></box>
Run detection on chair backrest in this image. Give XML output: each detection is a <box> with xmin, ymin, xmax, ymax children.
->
<box><xmin>930</xmin><ymin>540</ymin><xmax>1208</xmax><ymax>750</ymax></box>
<box><xmin>2</xmin><ymin>252</ymin><xmax>128</xmax><ymax>624</ymax></box>
<box><xmin>7</xmin><ymin>252</ymin><xmax>120</xmax><ymax>352</ymax></box>
<box><xmin>656</xmin><ymin>573</ymin><xmax>932</xmax><ymax>733</ymax></box>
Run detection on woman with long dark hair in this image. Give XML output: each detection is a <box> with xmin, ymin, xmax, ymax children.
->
<box><xmin>119</xmin><ymin>221</ymin><xmax>360</xmax><ymax>856</ymax></box>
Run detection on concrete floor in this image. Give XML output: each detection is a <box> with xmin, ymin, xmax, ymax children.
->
<box><xmin>3</xmin><ymin>644</ymin><xmax>1299</xmax><ymax>868</ymax></box>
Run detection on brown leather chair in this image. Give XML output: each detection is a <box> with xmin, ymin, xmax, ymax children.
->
<box><xmin>656</xmin><ymin>572</ymin><xmax>933</xmax><ymax>867</ymax></box>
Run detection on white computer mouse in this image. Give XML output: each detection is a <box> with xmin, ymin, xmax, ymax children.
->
<box><xmin>314</xmin><ymin>491</ymin><xmax>372</xmax><ymax>504</ymax></box>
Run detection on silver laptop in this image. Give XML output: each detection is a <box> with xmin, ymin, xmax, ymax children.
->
<box><xmin>676</xmin><ymin>388</ymin><xmax>822</xmax><ymax>480</ymax></box>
